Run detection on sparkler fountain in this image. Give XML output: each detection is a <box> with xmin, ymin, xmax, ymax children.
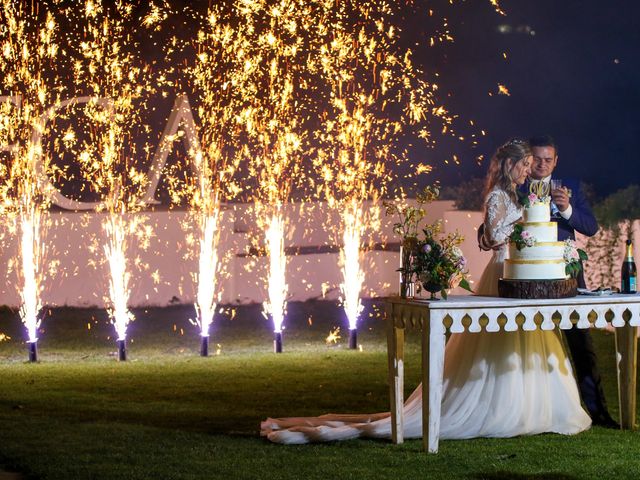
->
<box><xmin>103</xmin><ymin>209</ymin><xmax>133</xmax><ymax>361</ymax></box>
<box><xmin>264</xmin><ymin>206</ymin><xmax>288</xmax><ymax>352</ymax></box>
<box><xmin>177</xmin><ymin>7</ymin><xmax>247</xmax><ymax>356</ymax></box>
<box><xmin>72</xmin><ymin>1</ymin><xmax>152</xmax><ymax>361</ymax></box>
<box><xmin>193</xmin><ymin>205</ymin><xmax>219</xmax><ymax>357</ymax></box>
<box><xmin>234</xmin><ymin>0</ymin><xmax>472</xmax><ymax>350</ymax></box>
<box><xmin>340</xmin><ymin>200</ymin><xmax>366</xmax><ymax>349</ymax></box>
<box><xmin>319</xmin><ymin>92</ymin><xmax>375</xmax><ymax>349</ymax></box>
<box><xmin>17</xmin><ymin>187</ymin><xmax>45</xmax><ymax>362</ymax></box>
<box><xmin>311</xmin><ymin>1</ymin><xmax>438</xmax><ymax>348</ymax></box>
<box><xmin>238</xmin><ymin>1</ymin><xmax>307</xmax><ymax>353</ymax></box>
<box><xmin>0</xmin><ymin>0</ymin><xmax>506</xmax><ymax>362</ymax></box>
<box><xmin>0</xmin><ymin>2</ymin><xmax>69</xmax><ymax>361</ymax></box>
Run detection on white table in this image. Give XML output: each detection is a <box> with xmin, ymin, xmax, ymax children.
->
<box><xmin>385</xmin><ymin>294</ymin><xmax>640</xmax><ymax>453</ymax></box>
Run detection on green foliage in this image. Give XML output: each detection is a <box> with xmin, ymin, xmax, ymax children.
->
<box><xmin>565</xmin><ymin>258</ymin><xmax>583</xmax><ymax>278</ymax></box>
<box><xmin>564</xmin><ymin>243</ymin><xmax>588</xmax><ymax>278</ymax></box>
<box><xmin>459</xmin><ymin>278</ymin><xmax>471</xmax><ymax>293</ymax></box>
<box><xmin>586</xmin><ymin>185</ymin><xmax>640</xmax><ymax>288</ymax></box>
<box><xmin>594</xmin><ymin>185</ymin><xmax>640</xmax><ymax>230</ymax></box>
<box><xmin>510</xmin><ymin>223</ymin><xmax>524</xmax><ymax>248</ymax></box>
<box><xmin>508</xmin><ymin>224</ymin><xmax>536</xmax><ymax>251</ymax></box>
<box><xmin>439</xmin><ymin>177</ymin><xmax>485</xmax><ymax>211</ymax></box>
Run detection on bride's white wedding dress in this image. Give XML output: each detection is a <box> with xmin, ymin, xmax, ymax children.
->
<box><xmin>261</xmin><ymin>188</ymin><xmax>591</xmax><ymax>444</ymax></box>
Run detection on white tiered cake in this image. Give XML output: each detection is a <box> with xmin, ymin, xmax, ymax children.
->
<box><xmin>504</xmin><ymin>200</ymin><xmax>567</xmax><ymax>280</ymax></box>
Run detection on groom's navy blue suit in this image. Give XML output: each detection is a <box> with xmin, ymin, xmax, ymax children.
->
<box><xmin>537</xmin><ymin>178</ymin><xmax>598</xmax><ymax>244</ymax></box>
<box><xmin>521</xmin><ymin>178</ymin><xmax>611</xmax><ymax>421</ymax></box>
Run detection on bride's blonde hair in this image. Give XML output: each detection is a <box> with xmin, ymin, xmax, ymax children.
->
<box><xmin>483</xmin><ymin>139</ymin><xmax>532</xmax><ymax>204</ymax></box>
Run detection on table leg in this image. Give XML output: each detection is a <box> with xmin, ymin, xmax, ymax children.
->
<box><xmin>386</xmin><ymin>304</ymin><xmax>405</xmax><ymax>444</ymax></box>
<box><xmin>423</xmin><ymin>314</ymin><xmax>446</xmax><ymax>453</ymax></box>
<box><xmin>615</xmin><ymin>323</ymin><xmax>638</xmax><ymax>430</ymax></box>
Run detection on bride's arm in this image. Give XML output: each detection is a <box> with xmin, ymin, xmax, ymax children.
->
<box><xmin>480</xmin><ymin>191</ymin><xmax>517</xmax><ymax>249</ymax></box>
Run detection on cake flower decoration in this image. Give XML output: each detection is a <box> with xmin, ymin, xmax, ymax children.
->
<box><xmin>508</xmin><ymin>224</ymin><xmax>537</xmax><ymax>250</ymax></box>
<box><xmin>563</xmin><ymin>239</ymin><xmax>588</xmax><ymax>278</ymax></box>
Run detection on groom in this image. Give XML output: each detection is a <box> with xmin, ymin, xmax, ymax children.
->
<box><xmin>525</xmin><ymin>134</ymin><xmax>618</xmax><ymax>428</ymax></box>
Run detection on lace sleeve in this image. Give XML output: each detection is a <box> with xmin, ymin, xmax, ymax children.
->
<box><xmin>481</xmin><ymin>190</ymin><xmax>521</xmax><ymax>248</ymax></box>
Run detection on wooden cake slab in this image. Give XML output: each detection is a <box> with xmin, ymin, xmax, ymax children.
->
<box><xmin>498</xmin><ymin>278</ymin><xmax>578</xmax><ymax>299</ymax></box>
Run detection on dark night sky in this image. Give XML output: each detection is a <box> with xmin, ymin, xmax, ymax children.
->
<box><xmin>144</xmin><ymin>0</ymin><xmax>638</xmax><ymax>199</ymax></box>
<box><xmin>42</xmin><ymin>0</ymin><xmax>638</xmax><ymax>201</ymax></box>
<box><xmin>422</xmin><ymin>0</ymin><xmax>640</xmax><ymax>197</ymax></box>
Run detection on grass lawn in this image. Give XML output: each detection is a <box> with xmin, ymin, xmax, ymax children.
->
<box><xmin>0</xmin><ymin>300</ymin><xmax>638</xmax><ymax>480</ymax></box>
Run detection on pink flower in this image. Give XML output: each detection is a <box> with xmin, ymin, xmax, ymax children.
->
<box><xmin>448</xmin><ymin>271</ymin><xmax>463</xmax><ymax>289</ymax></box>
<box><xmin>563</xmin><ymin>240</ymin><xmax>581</xmax><ymax>262</ymax></box>
<box><xmin>528</xmin><ymin>193</ymin><xmax>538</xmax><ymax>203</ymax></box>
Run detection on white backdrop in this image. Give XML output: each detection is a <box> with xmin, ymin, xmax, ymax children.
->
<box><xmin>1</xmin><ymin>200</ymin><xmax>490</xmax><ymax>308</ymax></box>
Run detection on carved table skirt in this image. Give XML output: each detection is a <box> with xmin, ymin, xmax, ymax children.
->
<box><xmin>385</xmin><ymin>294</ymin><xmax>640</xmax><ymax>453</ymax></box>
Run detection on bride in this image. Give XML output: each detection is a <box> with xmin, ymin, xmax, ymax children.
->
<box><xmin>261</xmin><ymin>139</ymin><xmax>591</xmax><ymax>443</ymax></box>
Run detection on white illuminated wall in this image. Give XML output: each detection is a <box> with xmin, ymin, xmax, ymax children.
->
<box><xmin>0</xmin><ymin>200</ymin><xmax>495</xmax><ymax>308</ymax></box>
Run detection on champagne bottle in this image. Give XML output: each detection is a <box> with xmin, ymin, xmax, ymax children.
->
<box><xmin>621</xmin><ymin>239</ymin><xmax>637</xmax><ymax>294</ymax></box>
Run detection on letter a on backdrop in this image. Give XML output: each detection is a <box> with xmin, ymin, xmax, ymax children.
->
<box><xmin>141</xmin><ymin>94</ymin><xmax>202</xmax><ymax>205</ymax></box>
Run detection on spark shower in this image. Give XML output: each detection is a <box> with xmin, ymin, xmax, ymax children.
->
<box><xmin>0</xmin><ymin>0</ymin><xmax>503</xmax><ymax>360</ymax></box>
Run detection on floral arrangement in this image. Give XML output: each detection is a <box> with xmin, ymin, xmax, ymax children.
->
<box><xmin>411</xmin><ymin>221</ymin><xmax>472</xmax><ymax>299</ymax></box>
<box><xmin>508</xmin><ymin>224</ymin><xmax>537</xmax><ymax>250</ymax></box>
<box><xmin>384</xmin><ymin>186</ymin><xmax>439</xmax><ymax>296</ymax></box>
<box><xmin>383</xmin><ymin>185</ymin><xmax>439</xmax><ymax>241</ymax></box>
<box><xmin>385</xmin><ymin>185</ymin><xmax>472</xmax><ymax>299</ymax></box>
<box><xmin>563</xmin><ymin>239</ymin><xmax>588</xmax><ymax>277</ymax></box>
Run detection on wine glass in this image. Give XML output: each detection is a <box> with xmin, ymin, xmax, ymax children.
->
<box><xmin>549</xmin><ymin>179</ymin><xmax>563</xmax><ymax>216</ymax></box>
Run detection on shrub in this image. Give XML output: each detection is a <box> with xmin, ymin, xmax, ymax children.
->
<box><xmin>439</xmin><ymin>177</ymin><xmax>484</xmax><ymax>211</ymax></box>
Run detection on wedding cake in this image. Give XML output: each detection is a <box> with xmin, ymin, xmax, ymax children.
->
<box><xmin>503</xmin><ymin>198</ymin><xmax>567</xmax><ymax>280</ymax></box>
<box><xmin>498</xmin><ymin>183</ymin><xmax>579</xmax><ymax>299</ymax></box>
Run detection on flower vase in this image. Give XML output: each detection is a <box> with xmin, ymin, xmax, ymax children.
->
<box><xmin>399</xmin><ymin>239</ymin><xmax>416</xmax><ymax>298</ymax></box>
<box><xmin>400</xmin><ymin>274</ymin><xmax>415</xmax><ymax>299</ymax></box>
<box><xmin>423</xmin><ymin>282</ymin><xmax>443</xmax><ymax>300</ymax></box>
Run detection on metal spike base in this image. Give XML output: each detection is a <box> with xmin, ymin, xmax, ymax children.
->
<box><xmin>117</xmin><ymin>339</ymin><xmax>127</xmax><ymax>361</ymax></box>
<box><xmin>274</xmin><ymin>332</ymin><xmax>283</xmax><ymax>353</ymax></box>
<box><xmin>348</xmin><ymin>329</ymin><xmax>358</xmax><ymax>350</ymax></box>
<box><xmin>28</xmin><ymin>341</ymin><xmax>38</xmax><ymax>362</ymax></box>
<box><xmin>200</xmin><ymin>336</ymin><xmax>209</xmax><ymax>357</ymax></box>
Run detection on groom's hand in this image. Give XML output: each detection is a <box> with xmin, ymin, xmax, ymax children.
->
<box><xmin>551</xmin><ymin>187</ymin><xmax>571</xmax><ymax>212</ymax></box>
